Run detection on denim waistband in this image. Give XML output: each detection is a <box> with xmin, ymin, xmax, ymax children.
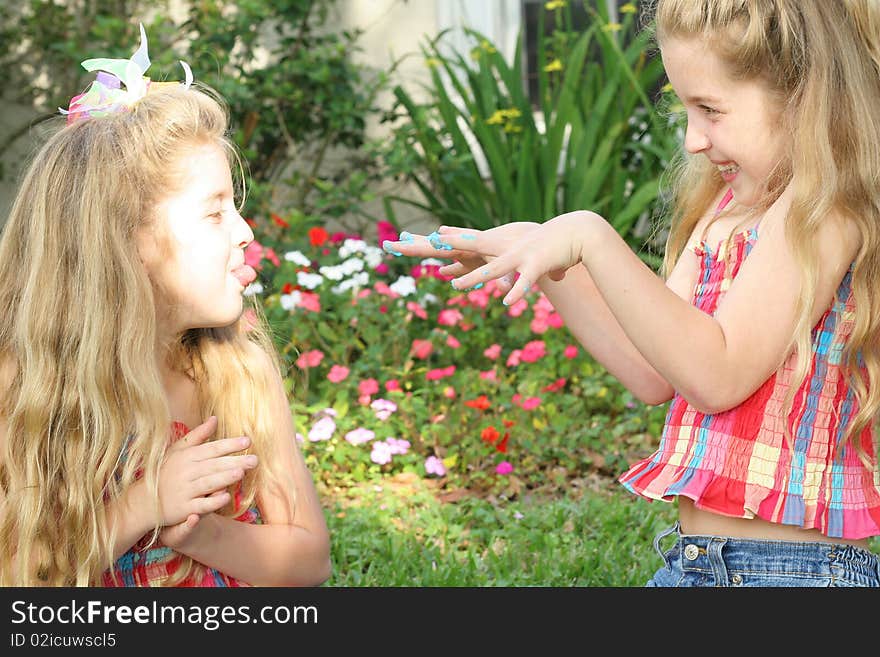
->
<box><xmin>653</xmin><ymin>522</ymin><xmax>880</xmax><ymax>587</ymax></box>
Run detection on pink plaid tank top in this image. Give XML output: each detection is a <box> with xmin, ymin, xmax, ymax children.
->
<box><xmin>102</xmin><ymin>421</ymin><xmax>261</xmax><ymax>586</ymax></box>
<box><xmin>619</xmin><ymin>190</ymin><xmax>880</xmax><ymax>539</ymax></box>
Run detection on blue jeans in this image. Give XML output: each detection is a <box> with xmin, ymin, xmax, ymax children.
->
<box><xmin>646</xmin><ymin>522</ymin><xmax>880</xmax><ymax>587</ymax></box>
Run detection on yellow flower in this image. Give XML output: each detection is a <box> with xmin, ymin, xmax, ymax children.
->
<box><xmin>425</xmin><ymin>57</ymin><xmax>441</xmax><ymax>68</ymax></box>
<box><xmin>620</xmin><ymin>3</ymin><xmax>637</xmax><ymax>14</ymax></box>
<box><xmin>503</xmin><ymin>123</ymin><xmax>523</xmax><ymax>133</ymax></box>
<box><xmin>502</xmin><ymin>108</ymin><xmax>522</xmax><ymax>119</ymax></box>
<box><xmin>470</xmin><ymin>48</ymin><xmax>481</xmax><ymax>61</ymax></box>
<box><xmin>545</xmin><ymin>0</ymin><xmax>566</xmax><ymax>10</ymax></box>
<box><xmin>661</xmin><ymin>82</ymin><xmax>674</xmax><ymax>93</ymax></box>
<box><xmin>487</xmin><ymin>110</ymin><xmax>506</xmax><ymax>125</ymax></box>
<box><xmin>543</xmin><ymin>58</ymin><xmax>563</xmax><ymax>72</ymax></box>
<box><xmin>481</xmin><ymin>40</ymin><xmax>497</xmax><ymax>54</ymax></box>
<box><xmin>603</xmin><ymin>22</ymin><xmax>622</xmax><ymax>32</ymax></box>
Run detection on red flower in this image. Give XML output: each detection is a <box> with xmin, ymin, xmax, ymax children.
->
<box><xmin>282</xmin><ymin>282</ymin><xmax>295</xmax><ymax>295</ymax></box>
<box><xmin>481</xmin><ymin>426</ymin><xmax>500</xmax><ymax>443</ymax></box>
<box><xmin>271</xmin><ymin>212</ymin><xmax>290</xmax><ymax>228</ymax></box>
<box><xmin>542</xmin><ymin>377</ymin><xmax>567</xmax><ymax>393</ymax></box>
<box><xmin>496</xmin><ymin>433</ymin><xmax>509</xmax><ymax>453</ymax></box>
<box><xmin>309</xmin><ymin>226</ymin><xmax>329</xmax><ymax>247</ymax></box>
<box><xmin>464</xmin><ymin>395</ymin><xmax>491</xmax><ymax>411</ymax></box>
<box><xmin>245</xmin><ymin>217</ymin><xmax>257</xmax><ymax>228</ymax></box>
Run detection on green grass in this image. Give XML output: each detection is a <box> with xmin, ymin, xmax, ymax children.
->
<box><xmin>323</xmin><ymin>476</ymin><xmax>678</xmax><ymax>586</ymax></box>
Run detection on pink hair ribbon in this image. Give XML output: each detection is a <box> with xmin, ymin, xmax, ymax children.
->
<box><xmin>60</xmin><ymin>23</ymin><xmax>193</xmax><ymax>124</ymax></box>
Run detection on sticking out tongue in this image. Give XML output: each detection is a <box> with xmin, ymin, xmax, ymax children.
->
<box><xmin>231</xmin><ymin>264</ymin><xmax>257</xmax><ymax>287</ymax></box>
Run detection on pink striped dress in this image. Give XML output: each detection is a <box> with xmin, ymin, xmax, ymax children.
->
<box><xmin>619</xmin><ymin>191</ymin><xmax>880</xmax><ymax>539</ymax></box>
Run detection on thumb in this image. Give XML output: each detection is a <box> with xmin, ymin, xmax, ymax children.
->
<box><xmin>182</xmin><ymin>415</ymin><xmax>218</xmax><ymax>447</ymax></box>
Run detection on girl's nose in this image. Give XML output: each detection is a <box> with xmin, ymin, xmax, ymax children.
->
<box><xmin>684</xmin><ymin>120</ymin><xmax>711</xmax><ymax>154</ymax></box>
<box><xmin>233</xmin><ymin>212</ymin><xmax>254</xmax><ymax>249</ymax></box>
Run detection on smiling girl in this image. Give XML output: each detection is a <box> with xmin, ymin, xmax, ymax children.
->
<box><xmin>386</xmin><ymin>0</ymin><xmax>880</xmax><ymax>586</ymax></box>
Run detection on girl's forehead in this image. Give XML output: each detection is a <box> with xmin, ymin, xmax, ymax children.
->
<box><xmin>661</xmin><ymin>37</ymin><xmax>730</xmax><ymax>96</ymax></box>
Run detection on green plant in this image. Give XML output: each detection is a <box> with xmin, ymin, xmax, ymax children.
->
<box><xmin>379</xmin><ymin>0</ymin><xmax>678</xmax><ymax>268</ymax></box>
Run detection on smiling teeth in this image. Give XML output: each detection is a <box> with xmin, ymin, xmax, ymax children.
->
<box><xmin>718</xmin><ymin>163</ymin><xmax>739</xmax><ymax>174</ymax></box>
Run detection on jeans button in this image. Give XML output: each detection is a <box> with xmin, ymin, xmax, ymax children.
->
<box><xmin>731</xmin><ymin>573</ymin><xmax>743</xmax><ymax>585</ymax></box>
<box><xmin>684</xmin><ymin>544</ymin><xmax>699</xmax><ymax>561</ymax></box>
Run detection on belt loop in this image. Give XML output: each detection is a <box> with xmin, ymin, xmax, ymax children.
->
<box><xmin>707</xmin><ymin>537</ymin><xmax>729</xmax><ymax>587</ymax></box>
<box><xmin>653</xmin><ymin>522</ymin><xmax>681</xmax><ymax>566</ymax></box>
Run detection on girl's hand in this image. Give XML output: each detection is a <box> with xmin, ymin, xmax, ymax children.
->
<box><xmin>157</xmin><ymin>416</ymin><xmax>257</xmax><ymax>527</ymax></box>
<box><xmin>158</xmin><ymin>491</ymin><xmax>225</xmax><ymax>550</ymax></box>
<box><xmin>384</xmin><ymin>222</ymin><xmax>540</xmax><ymax>295</ymax></box>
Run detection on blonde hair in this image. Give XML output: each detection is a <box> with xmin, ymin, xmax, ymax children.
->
<box><xmin>0</xmin><ymin>85</ymin><xmax>297</xmax><ymax>586</ymax></box>
<box><xmin>653</xmin><ymin>0</ymin><xmax>880</xmax><ymax>456</ymax></box>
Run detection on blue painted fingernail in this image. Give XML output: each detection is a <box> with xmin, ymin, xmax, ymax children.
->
<box><xmin>502</xmin><ymin>299</ymin><xmax>509</xmax><ymax>306</ymax></box>
<box><xmin>450</xmin><ymin>279</ymin><xmax>458</xmax><ymax>289</ymax></box>
<box><xmin>382</xmin><ymin>240</ymin><xmax>403</xmax><ymax>257</ymax></box>
<box><xmin>523</xmin><ymin>281</ymin><xmax>531</xmax><ymax>292</ymax></box>
<box><xmin>460</xmin><ymin>234</ymin><xmax>476</xmax><ymax>241</ymax></box>
<box><xmin>398</xmin><ymin>231</ymin><xmax>415</xmax><ymax>244</ymax></box>
<box><xmin>473</xmin><ymin>282</ymin><xmax>484</xmax><ymax>290</ymax></box>
<box><xmin>482</xmin><ymin>269</ymin><xmax>490</xmax><ymax>276</ymax></box>
<box><xmin>428</xmin><ymin>231</ymin><xmax>453</xmax><ymax>251</ymax></box>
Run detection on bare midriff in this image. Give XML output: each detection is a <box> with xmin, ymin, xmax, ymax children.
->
<box><xmin>678</xmin><ymin>497</ymin><xmax>872</xmax><ymax>550</ymax></box>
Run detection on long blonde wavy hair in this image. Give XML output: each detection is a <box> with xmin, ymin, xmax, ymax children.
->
<box><xmin>650</xmin><ymin>0</ymin><xmax>880</xmax><ymax>458</ymax></box>
<box><xmin>0</xmin><ymin>85</ymin><xmax>297</xmax><ymax>585</ymax></box>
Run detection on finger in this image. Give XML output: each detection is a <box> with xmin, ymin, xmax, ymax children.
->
<box><xmin>199</xmin><ymin>453</ymin><xmax>258</xmax><ymax>473</ymax></box>
<box><xmin>496</xmin><ymin>272</ymin><xmax>516</xmax><ymax>294</ymax></box>
<box><xmin>180</xmin><ymin>415</ymin><xmax>218</xmax><ymax>448</ymax></box>
<box><xmin>500</xmin><ymin>268</ymin><xmax>537</xmax><ymax>307</ymax></box>
<box><xmin>195</xmin><ymin>435</ymin><xmax>252</xmax><ymax>460</ymax></box>
<box><xmin>451</xmin><ymin>251</ymin><xmax>519</xmax><ymax>292</ymax></box>
<box><xmin>192</xmin><ymin>468</ymin><xmax>245</xmax><ymax>496</ymax></box>
<box><xmin>384</xmin><ymin>229</ymin><xmax>484</xmax><ymax>261</ymax></box>
<box><xmin>194</xmin><ymin>492</ymin><xmax>231</xmax><ymax>515</ymax></box>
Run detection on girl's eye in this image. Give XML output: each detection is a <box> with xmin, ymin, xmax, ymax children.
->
<box><xmin>700</xmin><ymin>104</ymin><xmax>718</xmax><ymax>115</ymax></box>
<box><xmin>208</xmin><ymin>211</ymin><xmax>224</xmax><ymax>222</ymax></box>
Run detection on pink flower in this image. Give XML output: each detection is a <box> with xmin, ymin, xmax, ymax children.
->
<box><xmin>385</xmin><ymin>379</ymin><xmax>401</xmax><ymax>392</ymax></box>
<box><xmin>356</xmin><ymin>289</ymin><xmax>372</xmax><ymax>299</ymax></box>
<box><xmin>496</xmin><ymin>461</ymin><xmax>514</xmax><ymax>475</ymax></box>
<box><xmin>374</xmin><ymin>281</ymin><xmax>399</xmax><ymax>298</ymax></box>
<box><xmin>520</xmin><ymin>340</ymin><xmax>547</xmax><ymax>363</ymax></box>
<box><xmin>479</xmin><ymin>369</ymin><xmax>498</xmax><ymax>382</ymax></box>
<box><xmin>564</xmin><ymin>344</ymin><xmax>579</xmax><ymax>359</ymax></box>
<box><xmin>345</xmin><ymin>427</ymin><xmax>375</xmax><ymax>445</ymax></box>
<box><xmin>375</xmin><ymin>262</ymin><xmax>389</xmax><ymax>275</ymax></box>
<box><xmin>386</xmin><ymin>437</ymin><xmax>411</xmax><ymax>455</ymax></box>
<box><xmin>467</xmin><ymin>287</ymin><xmax>490</xmax><ymax>308</ymax></box>
<box><xmin>377</xmin><ymin>220</ymin><xmax>398</xmax><ymax>247</ymax></box>
<box><xmin>483</xmin><ymin>344</ymin><xmax>501</xmax><ymax>360</ymax></box>
<box><xmin>358</xmin><ymin>394</ymin><xmax>372</xmax><ymax>406</ymax></box>
<box><xmin>437</xmin><ymin>309</ymin><xmax>464</xmax><ymax>327</ymax></box>
<box><xmin>425</xmin><ymin>456</ymin><xmax>446</xmax><ymax>476</ymax></box>
<box><xmin>411</xmin><ymin>339</ymin><xmax>434</xmax><ymax>360</ymax></box>
<box><xmin>411</xmin><ymin>262</ymin><xmax>442</xmax><ymax>279</ymax></box>
<box><xmin>295</xmin><ymin>349</ymin><xmax>325</xmax><ymax>369</ymax></box>
<box><xmin>506</xmin><ymin>298</ymin><xmax>528</xmax><ymax>318</ymax></box>
<box><xmin>244</xmin><ymin>241</ymin><xmax>266</xmax><ymax>270</ymax></box>
<box><xmin>446</xmin><ymin>335</ymin><xmax>461</xmax><ymax>349</ymax></box>
<box><xmin>426</xmin><ymin>365</ymin><xmax>456</xmax><ymax>381</ymax></box>
<box><xmin>370</xmin><ymin>441</ymin><xmax>393</xmax><ymax>465</ymax></box>
<box><xmin>443</xmin><ymin>386</ymin><xmax>456</xmax><ymax>399</ymax></box>
<box><xmin>521</xmin><ymin>396</ymin><xmax>542</xmax><ymax>411</ymax></box>
<box><xmin>359</xmin><ymin>378</ymin><xmax>380</xmax><ymax>396</ymax></box>
<box><xmin>371</xmin><ymin>398</ymin><xmax>398</xmax><ymax>421</ymax></box>
<box><xmin>264</xmin><ymin>247</ymin><xmax>280</xmax><ymax>267</ymax></box>
<box><xmin>506</xmin><ymin>349</ymin><xmax>522</xmax><ymax>367</ymax></box>
<box><xmin>406</xmin><ymin>301</ymin><xmax>427</xmax><ymax>319</ymax></box>
<box><xmin>308</xmin><ymin>416</ymin><xmax>336</xmax><ymax>442</ymax></box>
<box><xmin>327</xmin><ymin>365</ymin><xmax>350</xmax><ymax>383</ymax></box>
<box><xmin>298</xmin><ymin>291</ymin><xmax>321</xmax><ymax>313</ymax></box>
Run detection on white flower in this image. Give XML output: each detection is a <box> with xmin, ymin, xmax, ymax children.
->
<box><xmin>296</xmin><ymin>272</ymin><xmax>324</xmax><ymax>289</ymax></box>
<box><xmin>363</xmin><ymin>246</ymin><xmax>385</xmax><ymax>269</ymax></box>
<box><xmin>331</xmin><ymin>271</ymin><xmax>369</xmax><ymax>294</ymax></box>
<box><xmin>340</xmin><ymin>257</ymin><xmax>365</xmax><ymax>275</ymax></box>
<box><xmin>420</xmin><ymin>293</ymin><xmax>439</xmax><ymax>306</ymax></box>
<box><xmin>319</xmin><ymin>264</ymin><xmax>345</xmax><ymax>281</ymax></box>
<box><xmin>420</xmin><ymin>258</ymin><xmax>445</xmax><ymax>267</ymax></box>
<box><xmin>284</xmin><ymin>250</ymin><xmax>311</xmax><ymax>267</ymax></box>
<box><xmin>338</xmin><ymin>239</ymin><xmax>368</xmax><ymax>257</ymax></box>
<box><xmin>243</xmin><ymin>282</ymin><xmax>263</xmax><ymax>296</ymax></box>
<box><xmin>389</xmin><ymin>275</ymin><xmax>416</xmax><ymax>297</ymax></box>
<box><xmin>280</xmin><ymin>291</ymin><xmax>301</xmax><ymax>311</ymax></box>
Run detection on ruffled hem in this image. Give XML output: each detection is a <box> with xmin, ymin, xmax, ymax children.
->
<box><xmin>619</xmin><ymin>464</ymin><xmax>880</xmax><ymax>540</ymax></box>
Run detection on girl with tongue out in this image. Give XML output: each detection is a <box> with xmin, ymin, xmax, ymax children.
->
<box><xmin>0</xmin><ymin>28</ymin><xmax>329</xmax><ymax>587</ymax></box>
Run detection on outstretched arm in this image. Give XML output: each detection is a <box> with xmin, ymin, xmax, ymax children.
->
<box><xmin>440</xmin><ymin>188</ymin><xmax>860</xmax><ymax>414</ymax></box>
<box><xmin>388</xmin><ymin>223</ymin><xmax>690</xmax><ymax>406</ymax></box>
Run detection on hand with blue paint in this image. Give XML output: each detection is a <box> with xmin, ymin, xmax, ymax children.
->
<box><xmin>383</xmin><ymin>222</ymin><xmax>541</xmax><ymax>295</ymax></box>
